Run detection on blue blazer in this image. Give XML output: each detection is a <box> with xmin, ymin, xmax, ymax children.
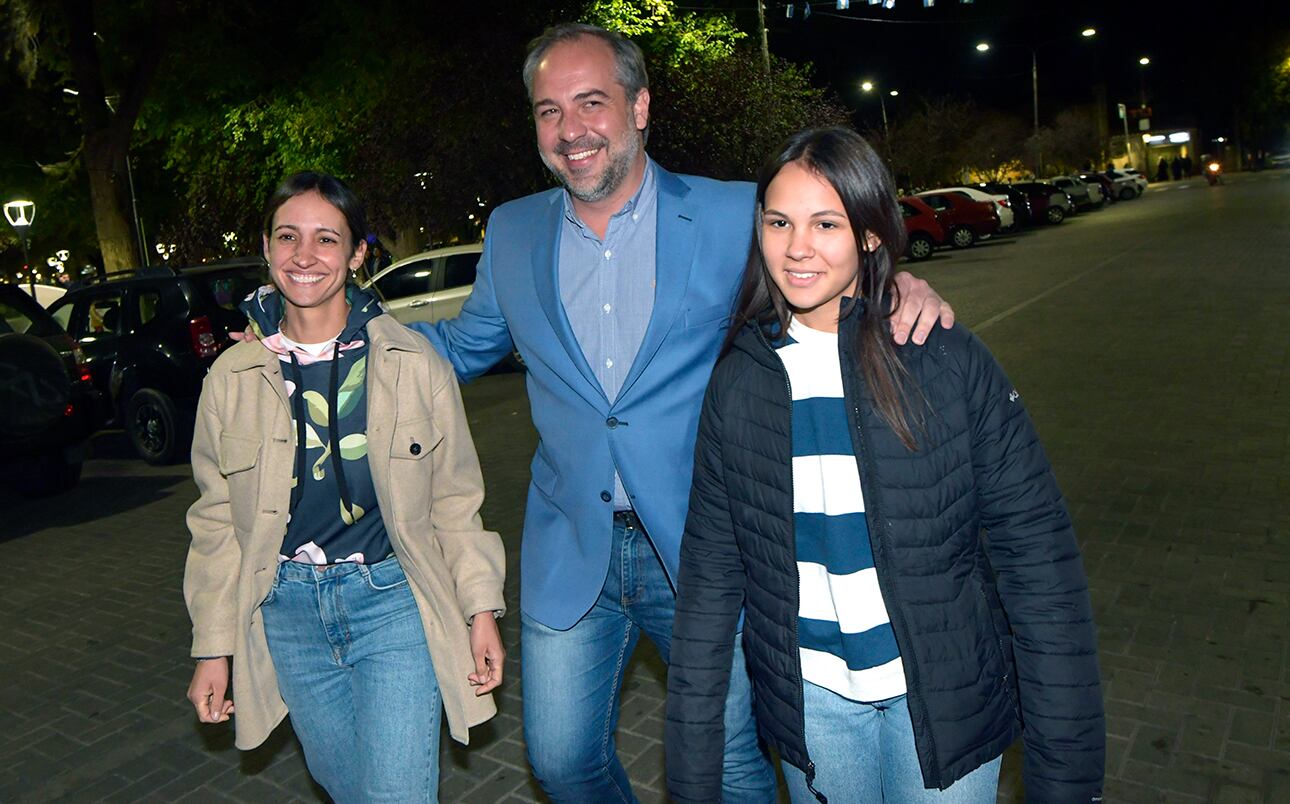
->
<box><xmin>413</xmin><ymin>166</ymin><xmax>755</xmax><ymax>629</ymax></box>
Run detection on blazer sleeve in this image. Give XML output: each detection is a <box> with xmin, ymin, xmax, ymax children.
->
<box><xmin>183</xmin><ymin>376</ymin><xmax>241</xmax><ymax>658</ymax></box>
<box><xmin>665</xmin><ymin>374</ymin><xmax>747</xmax><ymax>804</ymax></box>
<box><xmin>411</xmin><ymin>222</ymin><xmax>516</xmax><ymax>382</ymax></box>
<box><xmin>426</xmin><ymin>350</ymin><xmax>506</xmax><ymax>622</ymax></box>
<box><xmin>959</xmin><ymin>329</ymin><xmax>1105</xmax><ymax>802</ymax></box>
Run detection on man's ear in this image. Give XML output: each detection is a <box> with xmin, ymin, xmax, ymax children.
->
<box><xmin>632</xmin><ymin>87</ymin><xmax>651</xmax><ymax>133</ymax></box>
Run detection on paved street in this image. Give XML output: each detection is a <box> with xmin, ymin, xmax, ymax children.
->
<box><xmin>2</xmin><ymin>171</ymin><xmax>1288</xmax><ymax>802</ymax></box>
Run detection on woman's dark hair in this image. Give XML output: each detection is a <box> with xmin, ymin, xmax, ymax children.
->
<box><xmin>725</xmin><ymin>127</ymin><xmax>924</xmax><ymax>450</ymax></box>
<box><xmin>262</xmin><ymin>172</ymin><xmax>367</xmax><ymax>256</ymax></box>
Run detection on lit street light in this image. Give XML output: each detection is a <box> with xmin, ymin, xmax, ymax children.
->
<box><xmin>4</xmin><ymin>199</ymin><xmax>36</xmax><ymax>294</ymax></box>
<box><xmin>975</xmin><ymin>28</ymin><xmax>1097</xmax><ymax>176</ymax></box>
<box><xmin>861</xmin><ymin>80</ymin><xmax>893</xmax><ymax>139</ymax></box>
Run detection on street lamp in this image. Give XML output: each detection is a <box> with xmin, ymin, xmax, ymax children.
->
<box><xmin>1138</xmin><ymin>56</ymin><xmax>1151</xmax><ymax>106</ymax></box>
<box><xmin>861</xmin><ymin>80</ymin><xmax>892</xmax><ymax>139</ymax></box>
<box><xmin>975</xmin><ymin>28</ymin><xmax>1097</xmax><ymax>176</ymax></box>
<box><xmin>4</xmin><ymin>199</ymin><xmax>36</xmax><ymax>294</ymax></box>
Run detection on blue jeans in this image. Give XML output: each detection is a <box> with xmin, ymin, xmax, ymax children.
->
<box><xmin>782</xmin><ymin>682</ymin><xmax>1001</xmax><ymax>803</ymax></box>
<box><xmin>522</xmin><ymin>513</ymin><xmax>775</xmax><ymax>803</ymax></box>
<box><xmin>261</xmin><ymin>555</ymin><xmax>442</xmax><ymax>803</ymax></box>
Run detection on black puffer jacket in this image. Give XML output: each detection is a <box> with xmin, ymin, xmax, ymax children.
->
<box><xmin>665</xmin><ymin>309</ymin><xmax>1104</xmax><ymax>803</ymax></box>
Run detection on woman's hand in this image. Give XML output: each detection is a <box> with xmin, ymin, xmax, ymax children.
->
<box><xmin>891</xmin><ymin>271</ymin><xmax>955</xmax><ymax>345</ymax></box>
<box><xmin>187</xmin><ymin>657</ymin><xmax>235</xmax><ymax>723</ymax></box>
<box><xmin>467</xmin><ymin>613</ymin><xmax>505</xmax><ymax>696</ymax></box>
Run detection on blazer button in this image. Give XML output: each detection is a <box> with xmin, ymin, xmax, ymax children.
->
<box><xmin>410</xmin><ymin>443</ymin><xmax>422</xmax><ymax>455</ymax></box>
<box><xmin>606</xmin><ymin>417</ymin><xmax>618</xmax><ymax>429</ymax></box>
<box><xmin>600</xmin><ymin>490</ymin><xmax>612</xmax><ymax>502</ymax></box>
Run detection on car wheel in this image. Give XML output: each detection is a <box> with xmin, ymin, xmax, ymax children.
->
<box><xmin>906</xmin><ymin>233</ymin><xmax>935</xmax><ymax>261</ymax></box>
<box><xmin>1119</xmin><ymin>187</ymin><xmax>1135</xmax><ymax>201</ymax></box>
<box><xmin>13</xmin><ymin>452</ymin><xmax>83</xmax><ymax>496</ymax></box>
<box><xmin>126</xmin><ymin>388</ymin><xmax>183</xmax><ymax>464</ymax></box>
<box><xmin>1045</xmin><ymin>206</ymin><xmax>1066</xmax><ymax>225</ymax></box>
<box><xmin>949</xmin><ymin>226</ymin><xmax>976</xmax><ymax>249</ymax></box>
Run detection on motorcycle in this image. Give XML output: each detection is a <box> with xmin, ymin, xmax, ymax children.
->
<box><xmin>1205</xmin><ymin>160</ymin><xmax>1223</xmax><ymax>186</ymax></box>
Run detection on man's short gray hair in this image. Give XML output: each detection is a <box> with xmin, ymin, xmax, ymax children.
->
<box><xmin>522</xmin><ymin>23</ymin><xmax>649</xmax><ymax>103</ymax></box>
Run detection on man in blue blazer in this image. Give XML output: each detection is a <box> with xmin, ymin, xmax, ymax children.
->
<box><xmin>414</xmin><ymin>23</ymin><xmax>952</xmax><ymax>802</ymax></box>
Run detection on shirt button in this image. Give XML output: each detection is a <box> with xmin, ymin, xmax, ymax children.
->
<box><xmin>605</xmin><ymin>358</ymin><xmax>614</xmax><ymax>368</ymax></box>
<box><xmin>600</xmin><ymin>490</ymin><xmax>612</xmax><ymax>502</ymax></box>
<box><xmin>632</xmin><ymin>213</ymin><xmax>639</xmax><ymax>221</ymax></box>
<box><xmin>603</xmin><ymin>303</ymin><xmax>612</xmax><ymax>314</ymax></box>
<box><xmin>606</xmin><ymin>417</ymin><xmax>619</xmax><ymax>429</ymax></box>
<box><xmin>604</xmin><ymin>249</ymin><xmax>612</xmax><ymax>259</ymax></box>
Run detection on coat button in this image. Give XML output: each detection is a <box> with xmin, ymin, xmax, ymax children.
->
<box><xmin>410</xmin><ymin>443</ymin><xmax>422</xmax><ymax>455</ymax></box>
<box><xmin>600</xmin><ymin>490</ymin><xmax>612</xmax><ymax>502</ymax></box>
<box><xmin>606</xmin><ymin>417</ymin><xmax>618</xmax><ymax>429</ymax></box>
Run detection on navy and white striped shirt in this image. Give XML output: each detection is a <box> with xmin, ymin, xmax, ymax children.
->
<box><xmin>778</xmin><ymin>318</ymin><xmax>906</xmax><ymax>702</ymax></box>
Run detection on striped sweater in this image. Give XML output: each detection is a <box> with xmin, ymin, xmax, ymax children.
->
<box><xmin>778</xmin><ymin>318</ymin><xmax>906</xmax><ymax>702</ymax></box>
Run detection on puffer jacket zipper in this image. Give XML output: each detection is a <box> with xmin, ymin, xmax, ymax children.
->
<box><xmin>836</xmin><ymin>315</ymin><xmax>943</xmax><ymax>789</ymax></box>
<box><xmin>754</xmin><ymin>326</ymin><xmax>827</xmax><ymax>804</ymax></box>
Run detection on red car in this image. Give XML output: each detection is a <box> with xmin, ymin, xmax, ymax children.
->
<box><xmin>898</xmin><ymin>197</ymin><xmax>946</xmax><ymax>261</ymax></box>
<box><xmin>914</xmin><ymin>191</ymin><xmax>1000</xmax><ymax>248</ymax></box>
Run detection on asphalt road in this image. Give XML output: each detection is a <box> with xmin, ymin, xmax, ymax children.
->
<box><xmin>2</xmin><ymin>171</ymin><xmax>1287</xmax><ymax>802</ymax></box>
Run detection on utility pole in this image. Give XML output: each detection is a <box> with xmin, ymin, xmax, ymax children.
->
<box><xmin>756</xmin><ymin>1</ymin><xmax>770</xmax><ymax>75</ymax></box>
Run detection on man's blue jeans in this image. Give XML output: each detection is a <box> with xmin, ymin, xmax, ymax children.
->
<box><xmin>261</xmin><ymin>555</ymin><xmax>442</xmax><ymax>803</ymax></box>
<box><xmin>781</xmin><ymin>681</ymin><xmax>1002</xmax><ymax>803</ymax></box>
<box><xmin>521</xmin><ymin>513</ymin><xmax>775</xmax><ymax>803</ymax></box>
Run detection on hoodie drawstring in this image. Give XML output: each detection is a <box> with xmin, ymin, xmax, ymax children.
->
<box><xmin>286</xmin><ymin>343</ymin><xmax>353</xmax><ymax>522</ymax></box>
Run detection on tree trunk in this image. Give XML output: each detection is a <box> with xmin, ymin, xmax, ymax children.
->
<box><xmin>83</xmin><ymin>131</ymin><xmax>138</xmax><ymax>273</ymax></box>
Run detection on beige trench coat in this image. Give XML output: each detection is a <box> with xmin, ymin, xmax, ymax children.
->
<box><xmin>183</xmin><ymin>314</ymin><xmax>505</xmax><ymax>750</ymax></box>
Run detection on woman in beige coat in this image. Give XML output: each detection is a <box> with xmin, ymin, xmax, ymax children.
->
<box><xmin>184</xmin><ymin>172</ymin><xmax>505</xmax><ymax>802</ymax></box>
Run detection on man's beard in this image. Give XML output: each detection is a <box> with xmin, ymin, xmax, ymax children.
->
<box><xmin>542</xmin><ymin>130</ymin><xmax>641</xmax><ymax>204</ymax></box>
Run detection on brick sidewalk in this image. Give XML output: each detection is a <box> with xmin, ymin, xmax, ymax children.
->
<box><xmin>2</xmin><ymin>173</ymin><xmax>1288</xmax><ymax>802</ymax></box>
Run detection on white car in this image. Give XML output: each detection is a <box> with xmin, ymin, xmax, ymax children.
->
<box><xmin>361</xmin><ymin>243</ymin><xmax>482</xmax><ymax>326</ymax></box>
<box><xmin>917</xmin><ymin>186</ymin><xmax>1015</xmax><ymax>230</ymax></box>
<box><xmin>1046</xmin><ymin>175</ymin><xmax>1104</xmax><ymax>209</ymax></box>
<box><xmin>1106</xmin><ymin>169</ymin><xmax>1148</xmax><ymax>198</ymax></box>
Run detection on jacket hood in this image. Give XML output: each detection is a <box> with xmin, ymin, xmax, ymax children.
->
<box><xmin>242</xmin><ymin>283</ymin><xmax>384</xmax><ymax>361</ymax></box>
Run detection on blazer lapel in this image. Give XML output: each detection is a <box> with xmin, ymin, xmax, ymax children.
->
<box><xmin>531</xmin><ymin>191</ymin><xmax>609</xmax><ymax>405</ymax></box>
<box><xmin>618</xmin><ymin>167</ymin><xmax>695</xmax><ymax>401</ymax></box>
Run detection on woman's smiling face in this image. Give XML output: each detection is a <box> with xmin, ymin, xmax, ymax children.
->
<box><xmin>263</xmin><ymin>190</ymin><xmax>366</xmax><ymax>321</ymax></box>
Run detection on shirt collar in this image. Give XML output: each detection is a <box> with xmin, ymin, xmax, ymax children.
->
<box><xmin>562</xmin><ymin>155</ymin><xmax>657</xmax><ymax>231</ymax></box>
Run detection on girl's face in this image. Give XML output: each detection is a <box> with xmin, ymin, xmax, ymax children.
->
<box><xmin>262</xmin><ymin>191</ymin><xmax>366</xmax><ymax>322</ymax></box>
<box><xmin>761</xmin><ymin>161</ymin><xmax>877</xmax><ymax>333</ymax></box>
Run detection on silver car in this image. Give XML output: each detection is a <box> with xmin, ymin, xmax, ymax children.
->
<box><xmin>361</xmin><ymin>243</ymin><xmax>482</xmax><ymax>326</ymax></box>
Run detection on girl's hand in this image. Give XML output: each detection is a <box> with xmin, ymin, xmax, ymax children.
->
<box><xmin>467</xmin><ymin>613</ymin><xmax>505</xmax><ymax>696</ymax></box>
<box><xmin>187</xmin><ymin>657</ymin><xmax>235</xmax><ymax>723</ymax></box>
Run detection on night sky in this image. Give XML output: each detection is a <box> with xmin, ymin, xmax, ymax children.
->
<box><xmin>752</xmin><ymin>0</ymin><xmax>1290</xmax><ymax>141</ymax></box>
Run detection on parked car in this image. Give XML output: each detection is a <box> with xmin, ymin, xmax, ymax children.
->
<box><xmin>1046</xmin><ymin>175</ymin><xmax>1104</xmax><ymax>210</ymax></box>
<box><xmin>1078</xmin><ymin>172</ymin><xmax>1117</xmax><ymax>204</ymax></box>
<box><xmin>1011</xmin><ymin>182</ymin><xmax>1074</xmax><ymax>224</ymax></box>
<box><xmin>1105</xmin><ymin>168</ymin><xmax>1147</xmax><ymax>199</ymax></box>
<box><xmin>1</xmin><ymin>283</ymin><xmax>101</xmax><ymax>495</ymax></box>
<box><xmin>47</xmin><ymin>259</ymin><xmax>269</xmax><ymax>464</ymax></box>
<box><xmin>360</xmin><ymin>243</ymin><xmax>523</xmax><ymax>369</ymax></box>
<box><xmin>898</xmin><ymin>197</ymin><xmax>946</xmax><ymax>261</ymax></box>
<box><xmin>914</xmin><ymin>192</ymin><xmax>1000</xmax><ymax>248</ymax></box>
<box><xmin>977</xmin><ymin>183</ymin><xmax>1034</xmax><ymax>226</ymax></box>
<box><xmin>918</xmin><ymin>186</ymin><xmax>1015</xmax><ymax>231</ymax></box>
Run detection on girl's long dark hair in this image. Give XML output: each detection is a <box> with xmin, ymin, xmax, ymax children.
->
<box><xmin>724</xmin><ymin>127</ymin><xmax>924</xmax><ymax>450</ymax></box>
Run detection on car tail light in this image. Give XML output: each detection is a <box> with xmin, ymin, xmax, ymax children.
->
<box><xmin>72</xmin><ymin>345</ymin><xmax>92</xmax><ymax>384</ymax></box>
<box><xmin>997</xmin><ymin>199</ymin><xmax>1010</xmax><ymax>208</ymax></box>
<box><xmin>64</xmin><ymin>403</ymin><xmax>75</xmax><ymax>417</ymax></box>
<box><xmin>189</xmin><ymin>315</ymin><xmax>219</xmax><ymax>358</ymax></box>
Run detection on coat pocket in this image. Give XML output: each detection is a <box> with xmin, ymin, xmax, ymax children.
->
<box><xmin>388</xmin><ymin>417</ymin><xmax>441</xmax><ymax>522</ymax></box>
<box><xmin>218</xmin><ymin>432</ymin><xmax>262</xmax><ymax>534</ymax></box>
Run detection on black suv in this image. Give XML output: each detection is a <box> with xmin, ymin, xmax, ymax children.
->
<box><xmin>0</xmin><ymin>284</ymin><xmax>102</xmax><ymax>494</ymax></box>
<box><xmin>48</xmin><ymin>259</ymin><xmax>268</xmax><ymax>464</ymax></box>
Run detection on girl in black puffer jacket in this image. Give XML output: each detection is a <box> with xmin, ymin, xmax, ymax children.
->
<box><xmin>664</xmin><ymin>128</ymin><xmax>1104</xmax><ymax>804</ymax></box>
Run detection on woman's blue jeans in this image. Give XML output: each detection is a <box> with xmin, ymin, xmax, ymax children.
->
<box><xmin>261</xmin><ymin>555</ymin><xmax>442</xmax><ymax>803</ymax></box>
<box><xmin>781</xmin><ymin>681</ymin><xmax>1001</xmax><ymax>803</ymax></box>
